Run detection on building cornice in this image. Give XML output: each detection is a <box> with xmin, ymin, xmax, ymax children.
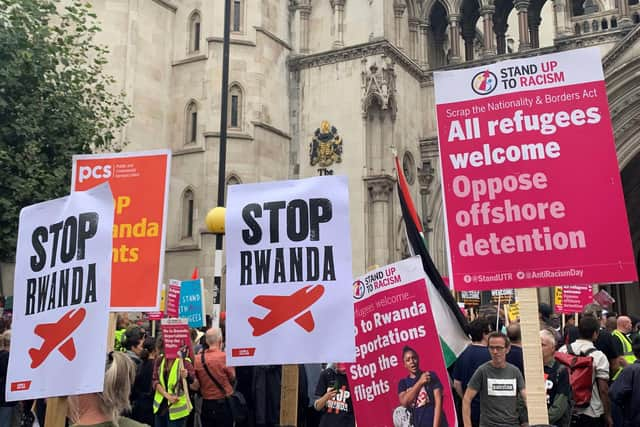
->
<box><xmin>555</xmin><ymin>29</ymin><xmax>628</xmax><ymax>52</ymax></box>
<box><xmin>204</xmin><ymin>131</ymin><xmax>254</xmax><ymax>141</ymax></box>
<box><xmin>602</xmin><ymin>25</ymin><xmax>640</xmax><ymax>70</ymax></box>
<box><xmin>151</xmin><ymin>0</ymin><xmax>177</xmax><ymax>12</ymax></box>
<box><xmin>172</xmin><ymin>54</ymin><xmax>208</xmax><ymax>67</ymax></box>
<box><xmin>252</xmin><ymin>121</ymin><xmax>291</xmax><ymax>139</ymax></box>
<box><xmin>288</xmin><ymin>39</ymin><xmax>426</xmax><ymax>82</ymax></box>
<box><xmin>173</xmin><ymin>146</ymin><xmax>205</xmax><ymax>156</ymax></box>
<box><xmin>207</xmin><ymin>37</ymin><xmax>257</xmax><ymax>47</ymax></box>
<box><xmin>255</xmin><ymin>27</ymin><xmax>292</xmax><ymax>51</ymax></box>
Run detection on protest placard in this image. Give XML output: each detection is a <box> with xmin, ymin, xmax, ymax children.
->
<box><xmin>434</xmin><ymin>48</ymin><xmax>636</xmax><ymax>290</ymax></box>
<box><xmin>166</xmin><ymin>279</ymin><xmax>181</xmax><ymax>318</ymax></box>
<box><xmin>491</xmin><ymin>288</ymin><xmax>515</xmax><ymax>304</ymax></box>
<box><xmin>179</xmin><ymin>279</ymin><xmax>205</xmax><ymax>328</ymax></box>
<box><xmin>508</xmin><ymin>302</ymin><xmax>521</xmax><ymax>322</ymax></box>
<box><xmin>7</xmin><ymin>184</ymin><xmax>113</xmax><ymax>401</ymax></box>
<box><xmin>225</xmin><ymin>175</ymin><xmax>354</xmax><ymax>365</ymax></box>
<box><xmin>349</xmin><ymin>257</ymin><xmax>456</xmax><ymax>427</ymax></box>
<box><xmin>72</xmin><ymin>150</ymin><xmax>171</xmax><ymax>310</ymax></box>
<box><xmin>554</xmin><ymin>284</ymin><xmax>593</xmax><ymax>313</ymax></box>
<box><xmin>460</xmin><ymin>290</ymin><xmax>481</xmax><ymax>306</ymax></box>
<box><xmin>160</xmin><ymin>318</ymin><xmax>192</xmax><ymax>359</ymax></box>
<box><xmin>147</xmin><ymin>283</ymin><xmax>166</xmax><ymax>320</ymax></box>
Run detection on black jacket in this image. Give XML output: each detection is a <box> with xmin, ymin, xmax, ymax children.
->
<box><xmin>609</xmin><ymin>360</ymin><xmax>640</xmax><ymax>427</ymax></box>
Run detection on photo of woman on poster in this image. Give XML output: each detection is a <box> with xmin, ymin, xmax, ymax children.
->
<box><xmin>397</xmin><ymin>346</ymin><xmax>448</xmax><ymax>427</ymax></box>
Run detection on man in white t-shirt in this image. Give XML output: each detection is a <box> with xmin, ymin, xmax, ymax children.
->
<box><xmin>558</xmin><ymin>315</ymin><xmax>611</xmax><ymax>427</ymax></box>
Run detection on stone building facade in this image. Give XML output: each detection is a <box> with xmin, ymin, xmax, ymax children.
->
<box><xmin>79</xmin><ymin>0</ymin><xmax>640</xmax><ymax>314</ymax></box>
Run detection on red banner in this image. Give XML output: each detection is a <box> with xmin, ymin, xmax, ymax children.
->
<box><xmin>72</xmin><ymin>150</ymin><xmax>171</xmax><ymax>309</ymax></box>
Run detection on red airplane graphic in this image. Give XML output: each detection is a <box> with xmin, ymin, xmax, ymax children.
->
<box><xmin>248</xmin><ymin>285</ymin><xmax>325</xmax><ymax>336</ymax></box>
<box><xmin>29</xmin><ymin>308</ymin><xmax>86</xmax><ymax>369</ymax></box>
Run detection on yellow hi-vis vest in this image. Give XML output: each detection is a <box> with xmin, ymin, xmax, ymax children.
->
<box><xmin>153</xmin><ymin>357</ymin><xmax>191</xmax><ymax>420</ymax></box>
<box><xmin>612</xmin><ymin>330</ymin><xmax>636</xmax><ymax>365</ymax></box>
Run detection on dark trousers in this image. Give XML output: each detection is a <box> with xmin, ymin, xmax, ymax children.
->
<box><xmin>201</xmin><ymin>399</ymin><xmax>233</xmax><ymax>427</ymax></box>
<box><xmin>571</xmin><ymin>414</ymin><xmax>605</xmax><ymax>427</ymax></box>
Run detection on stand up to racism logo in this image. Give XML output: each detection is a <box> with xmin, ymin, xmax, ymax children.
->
<box><xmin>471</xmin><ymin>70</ymin><xmax>498</xmax><ymax>95</ymax></box>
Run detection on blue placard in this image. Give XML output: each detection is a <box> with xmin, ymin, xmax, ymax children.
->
<box><xmin>179</xmin><ymin>279</ymin><xmax>205</xmax><ymax>327</ymax></box>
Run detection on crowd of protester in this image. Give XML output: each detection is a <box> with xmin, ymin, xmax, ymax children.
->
<box><xmin>1</xmin><ymin>303</ymin><xmax>640</xmax><ymax>427</ymax></box>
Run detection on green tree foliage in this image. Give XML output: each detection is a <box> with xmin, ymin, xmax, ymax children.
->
<box><xmin>0</xmin><ymin>0</ymin><xmax>132</xmax><ymax>261</ymax></box>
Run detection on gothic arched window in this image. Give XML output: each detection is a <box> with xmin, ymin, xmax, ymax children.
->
<box><xmin>228</xmin><ymin>84</ymin><xmax>243</xmax><ymax>129</ymax></box>
<box><xmin>182</xmin><ymin>189</ymin><xmax>195</xmax><ymax>239</ymax></box>
<box><xmin>189</xmin><ymin>11</ymin><xmax>201</xmax><ymax>53</ymax></box>
<box><xmin>232</xmin><ymin>0</ymin><xmax>243</xmax><ymax>32</ymax></box>
<box><xmin>186</xmin><ymin>101</ymin><xmax>198</xmax><ymax>144</ymax></box>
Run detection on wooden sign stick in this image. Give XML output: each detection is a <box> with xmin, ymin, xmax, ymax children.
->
<box><xmin>279</xmin><ymin>364</ymin><xmax>299</xmax><ymax>427</ymax></box>
<box><xmin>517</xmin><ymin>287</ymin><xmax>549</xmax><ymax>425</ymax></box>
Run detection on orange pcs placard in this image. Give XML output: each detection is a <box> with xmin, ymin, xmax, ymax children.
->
<box><xmin>72</xmin><ymin>150</ymin><xmax>171</xmax><ymax>310</ymax></box>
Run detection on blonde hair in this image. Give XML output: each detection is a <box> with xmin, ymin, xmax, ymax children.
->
<box><xmin>69</xmin><ymin>351</ymin><xmax>136</xmax><ymax>426</ymax></box>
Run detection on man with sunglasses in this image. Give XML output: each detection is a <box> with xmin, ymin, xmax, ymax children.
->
<box><xmin>462</xmin><ymin>332</ymin><xmax>527</xmax><ymax>427</ymax></box>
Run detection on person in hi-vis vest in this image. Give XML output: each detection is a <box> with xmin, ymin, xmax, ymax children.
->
<box><xmin>152</xmin><ymin>339</ymin><xmax>198</xmax><ymax>427</ymax></box>
<box><xmin>612</xmin><ymin>316</ymin><xmax>637</xmax><ymax>367</ymax></box>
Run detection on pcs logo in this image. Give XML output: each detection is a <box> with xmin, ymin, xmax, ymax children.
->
<box><xmin>471</xmin><ymin>70</ymin><xmax>498</xmax><ymax>95</ymax></box>
<box><xmin>352</xmin><ymin>280</ymin><xmax>366</xmax><ymax>300</ymax></box>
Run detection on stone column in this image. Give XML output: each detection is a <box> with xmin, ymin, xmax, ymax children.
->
<box><xmin>366</xmin><ymin>177</ymin><xmax>395</xmax><ymax>267</ymax></box>
<box><xmin>528</xmin><ymin>12</ymin><xmax>541</xmax><ymax>48</ymax></box>
<box><xmin>394</xmin><ymin>4</ymin><xmax>406</xmax><ymax>51</ymax></box>
<box><xmin>619</xmin><ymin>0</ymin><xmax>632</xmax><ymax>26</ymax></box>
<box><xmin>420</xmin><ymin>22</ymin><xmax>431</xmax><ymax>69</ymax></box>
<box><xmin>299</xmin><ymin>5</ymin><xmax>312</xmax><ymax>53</ymax></box>
<box><xmin>514</xmin><ymin>0</ymin><xmax>531</xmax><ymax>51</ymax></box>
<box><xmin>448</xmin><ymin>14</ymin><xmax>462</xmax><ymax>63</ymax></box>
<box><xmin>553</xmin><ymin>0</ymin><xmax>572</xmax><ymax>37</ymax></box>
<box><xmin>409</xmin><ymin>18</ymin><xmax>420</xmax><ymax>61</ymax></box>
<box><xmin>332</xmin><ymin>0</ymin><xmax>346</xmax><ymax>48</ymax></box>
<box><xmin>481</xmin><ymin>6</ymin><xmax>496</xmax><ymax>56</ymax></box>
<box><xmin>417</xmin><ymin>163</ymin><xmax>435</xmax><ymax>234</ymax></box>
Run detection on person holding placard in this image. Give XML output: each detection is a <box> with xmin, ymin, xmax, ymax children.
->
<box><xmin>0</xmin><ymin>331</ymin><xmax>17</xmax><ymax>427</ymax></box>
<box><xmin>69</xmin><ymin>351</ymin><xmax>147</xmax><ymax>427</ymax></box>
<box><xmin>314</xmin><ymin>363</ymin><xmax>354</xmax><ymax>427</ymax></box>
<box><xmin>398</xmin><ymin>346</ymin><xmax>448</xmax><ymax>427</ymax></box>
<box><xmin>152</xmin><ymin>339</ymin><xmax>197</xmax><ymax>427</ymax></box>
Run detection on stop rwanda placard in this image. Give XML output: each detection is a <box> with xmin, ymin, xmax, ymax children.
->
<box><xmin>434</xmin><ymin>47</ymin><xmax>636</xmax><ymax>291</ymax></box>
<box><xmin>225</xmin><ymin>176</ymin><xmax>354</xmax><ymax>366</ymax></box>
<box><xmin>7</xmin><ymin>183</ymin><xmax>113</xmax><ymax>401</ymax></box>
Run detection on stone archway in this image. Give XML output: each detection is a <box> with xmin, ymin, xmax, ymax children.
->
<box><xmin>606</xmin><ymin>46</ymin><xmax>640</xmax><ymax>315</ymax></box>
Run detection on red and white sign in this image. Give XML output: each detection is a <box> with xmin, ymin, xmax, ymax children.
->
<box><xmin>165</xmin><ymin>279</ymin><xmax>181</xmax><ymax>318</ymax></box>
<box><xmin>555</xmin><ymin>284</ymin><xmax>593</xmax><ymax>314</ymax></box>
<box><xmin>72</xmin><ymin>150</ymin><xmax>171</xmax><ymax>310</ymax></box>
<box><xmin>225</xmin><ymin>176</ymin><xmax>354</xmax><ymax>366</ymax></box>
<box><xmin>349</xmin><ymin>257</ymin><xmax>457</xmax><ymax>427</ymax></box>
<box><xmin>7</xmin><ymin>184</ymin><xmax>113</xmax><ymax>400</ymax></box>
<box><xmin>160</xmin><ymin>318</ymin><xmax>192</xmax><ymax>359</ymax></box>
<box><xmin>434</xmin><ymin>48</ymin><xmax>636</xmax><ymax>290</ymax></box>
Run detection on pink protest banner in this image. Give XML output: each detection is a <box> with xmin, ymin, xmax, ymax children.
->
<box><xmin>554</xmin><ymin>284</ymin><xmax>593</xmax><ymax>314</ymax></box>
<box><xmin>147</xmin><ymin>312</ymin><xmax>164</xmax><ymax>321</ymax></box>
<box><xmin>434</xmin><ymin>48</ymin><xmax>636</xmax><ymax>291</ymax></box>
<box><xmin>349</xmin><ymin>257</ymin><xmax>456</xmax><ymax>427</ymax></box>
<box><xmin>166</xmin><ymin>279</ymin><xmax>181</xmax><ymax>318</ymax></box>
<box><xmin>160</xmin><ymin>318</ymin><xmax>191</xmax><ymax>359</ymax></box>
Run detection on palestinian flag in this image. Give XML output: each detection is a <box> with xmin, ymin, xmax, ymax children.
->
<box><xmin>395</xmin><ymin>156</ymin><xmax>469</xmax><ymax>366</ymax></box>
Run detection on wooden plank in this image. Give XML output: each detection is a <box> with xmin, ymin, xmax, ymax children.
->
<box><xmin>279</xmin><ymin>364</ymin><xmax>299</xmax><ymax>427</ymax></box>
<box><xmin>44</xmin><ymin>397</ymin><xmax>67</xmax><ymax>427</ymax></box>
<box><xmin>107</xmin><ymin>312</ymin><xmax>117</xmax><ymax>352</ymax></box>
<box><xmin>516</xmin><ymin>287</ymin><xmax>549</xmax><ymax>425</ymax></box>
